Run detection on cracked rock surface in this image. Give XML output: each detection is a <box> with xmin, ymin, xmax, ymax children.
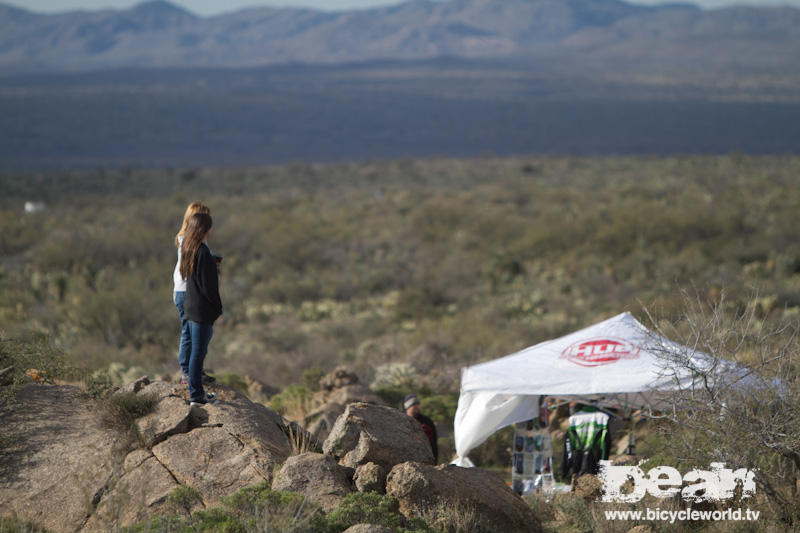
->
<box><xmin>0</xmin><ymin>381</ymin><xmax>295</xmax><ymax>532</ymax></box>
<box><xmin>323</xmin><ymin>402</ymin><xmax>434</xmax><ymax>470</ymax></box>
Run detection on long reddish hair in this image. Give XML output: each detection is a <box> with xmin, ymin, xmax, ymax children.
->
<box><xmin>175</xmin><ymin>201</ymin><xmax>210</xmax><ymax>247</ymax></box>
<box><xmin>179</xmin><ymin>213</ymin><xmax>213</xmax><ymax>279</ymax></box>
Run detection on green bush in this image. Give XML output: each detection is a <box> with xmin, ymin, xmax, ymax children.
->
<box><xmin>0</xmin><ymin>515</ymin><xmax>51</xmax><ymax>533</ymax></box>
<box><xmin>167</xmin><ymin>485</ymin><xmax>203</xmax><ymax>515</ymax></box>
<box><xmin>84</xmin><ymin>370</ymin><xmax>113</xmax><ymax>399</ymax></box>
<box><xmin>0</xmin><ymin>334</ymin><xmax>75</xmax><ymax>448</ymax></box>
<box><xmin>551</xmin><ymin>493</ymin><xmax>593</xmax><ymax>533</ymax></box>
<box><xmin>301</xmin><ymin>367</ymin><xmax>326</xmax><ymax>392</ymax></box>
<box><xmin>127</xmin><ymin>484</ymin><xmax>327</xmax><ymax>533</ymax></box>
<box><xmin>224</xmin><ymin>482</ymin><xmax>307</xmax><ymax>516</ymax></box>
<box><xmin>217</xmin><ymin>373</ymin><xmax>249</xmax><ymax>395</ymax></box>
<box><xmin>374</xmin><ymin>384</ymin><xmax>411</xmax><ymax>409</ymax></box>
<box><xmin>268</xmin><ymin>384</ymin><xmax>312</xmax><ymax>418</ymax></box>
<box><xmin>325</xmin><ymin>492</ymin><xmax>405</xmax><ymax>531</ymax></box>
<box><xmin>189</xmin><ymin>508</ymin><xmax>245</xmax><ymax>533</ymax></box>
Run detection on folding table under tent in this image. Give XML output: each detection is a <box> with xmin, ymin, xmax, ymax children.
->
<box><xmin>453</xmin><ymin>311</ymin><xmax>738</xmax><ymax>467</ymax></box>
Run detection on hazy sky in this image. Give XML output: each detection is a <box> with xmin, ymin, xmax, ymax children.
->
<box><xmin>4</xmin><ymin>0</ymin><xmax>799</xmax><ymax>16</ymax></box>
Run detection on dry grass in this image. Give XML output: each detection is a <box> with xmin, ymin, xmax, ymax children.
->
<box><xmin>284</xmin><ymin>421</ymin><xmax>319</xmax><ymax>456</ymax></box>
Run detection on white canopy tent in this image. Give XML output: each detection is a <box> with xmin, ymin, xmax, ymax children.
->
<box><xmin>453</xmin><ymin>312</ymin><xmax>730</xmax><ymax>467</ymax></box>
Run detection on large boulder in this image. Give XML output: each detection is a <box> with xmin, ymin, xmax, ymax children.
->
<box><xmin>306</xmin><ymin>402</ymin><xmax>345</xmax><ymax>441</ymax></box>
<box><xmin>323</xmin><ymin>402</ymin><xmax>434</xmax><ymax>470</ymax></box>
<box><xmin>202</xmin><ymin>388</ymin><xmax>294</xmax><ymax>462</ymax></box>
<box><xmin>0</xmin><ymin>385</ymin><xmax>121</xmax><ymax>532</ymax></box>
<box><xmin>135</xmin><ymin>396</ymin><xmax>192</xmax><ymax>448</ymax></box>
<box><xmin>271</xmin><ymin>452</ymin><xmax>354</xmax><ymax>512</ymax></box>
<box><xmin>306</xmin><ymin>367</ymin><xmax>386</xmax><ymax>442</ymax></box>
<box><xmin>385</xmin><ymin>462</ymin><xmax>543</xmax><ymax>533</ymax></box>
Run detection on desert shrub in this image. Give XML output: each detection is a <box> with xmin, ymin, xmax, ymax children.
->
<box><xmin>216</xmin><ymin>373</ymin><xmax>249</xmax><ymax>395</ymax></box>
<box><xmin>372</xmin><ymin>362</ymin><xmax>420</xmax><ymax>390</ymax></box>
<box><xmin>419</xmin><ymin>393</ymin><xmax>458</xmax><ymax>427</ymax></box>
<box><xmin>374</xmin><ymin>383</ymin><xmax>410</xmax><ymax>409</ymax></box>
<box><xmin>301</xmin><ymin>366</ymin><xmax>326</xmax><ymax>392</ymax></box>
<box><xmin>641</xmin><ymin>292</ymin><xmax>800</xmax><ymax>526</ymax></box>
<box><xmin>167</xmin><ymin>485</ymin><xmax>203</xmax><ymax>515</ymax></box>
<box><xmin>98</xmin><ymin>392</ymin><xmax>158</xmax><ymax>440</ymax></box>
<box><xmin>268</xmin><ymin>384</ymin><xmax>312</xmax><ymax>421</ymax></box>
<box><xmin>325</xmin><ymin>492</ymin><xmax>411</xmax><ymax>531</ymax></box>
<box><xmin>129</xmin><ymin>484</ymin><xmax>326</xmax><ymax>533</ymax></box>
<box><xmin>395</xmin><ymin>284</ymin><xmax>454</xmax><ymax>322</ymax></box>
<box><xmin>84</xmin><ymin>370</ymin><xmax>114</xmax><ymax>399</ymax></box>
<box><xmin>523</xmin><ymin>493</ymin><xmax>556</xmax><ymax>523</ymax></box>
<box><xmin>189</xmin><ymin>508</ymin><xmax>245</xmax><ymax>533</ymax></box>
<box><xmin>419</xmin><ymin>499</ymin><xmax>489</xmax><ymax>533</ymax></box>
<box><xmin>0</xmin><ymin>515</ymin><xmax>51</xmax><ymax>533</ymax></box>
<box><xmin>0</xmin><ymin>335</ymin><xmax>72</xmax><ymax>387</ymax></box>
<box><xmin>0</xmin><ymin>334</ymin><xmax>75</xmax><ymax>436</ymax></box>
<box><xmin>284</xmin><ymin>421</ymin><xmax>320</xmax><ymax>455</ymax></box>
<box><xmin>551</xmin><ymin>493</ymin><xmax>593</xmax><ymax>533</ymax></box>
<box><xmin>224</xmin><ymin>482</ymin><xmax>305</xmax><ymax>514</ymax></box>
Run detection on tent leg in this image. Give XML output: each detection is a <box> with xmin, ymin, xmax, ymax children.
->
<box><xmin>626</xmin><ymin>414</ymin><xmax>636</xmax><ymax>455</ymax></box>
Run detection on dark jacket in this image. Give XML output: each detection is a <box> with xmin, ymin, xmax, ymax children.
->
<box><xmin>184</xmin><ymin>243</ymin><xmax>222</xmax><ymax>325</ymax></box>
<box><xmin>414</xmin><ymin>412</ymin><xmax>439</xmax><ymax>463</ymax></box>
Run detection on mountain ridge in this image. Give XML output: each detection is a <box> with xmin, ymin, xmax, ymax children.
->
<box><xmin>1</xmin><ymin>0</ymin><xmax>797</xmax><ymax>74</ymax></box>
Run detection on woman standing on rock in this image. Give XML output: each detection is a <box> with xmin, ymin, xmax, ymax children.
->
<box><xmin>180</xmin><ymin>212</ymin><xmax>222</xmax><ymax>406</ymax></box>
<box><xmin>173</xmin><ymin>202</ymin><xmax>215</xmax><ymax>385</ymax></box>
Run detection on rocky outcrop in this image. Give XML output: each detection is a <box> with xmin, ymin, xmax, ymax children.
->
<box><xmin>306</xmin><ymin>367</ymin><xmax>386</xmax><ymax>442</ymax></box>
<box><xmin>201</xmin><ymin>389</ymin><xmax>293</xmax><ymax>463</ymax></box>
<box><xmin>83</xmin><ymin>451</ymin><xmax>180</xmax><ymax>531</ymax></box>
<box><xmin>323</xmin><ymin>402</ymin><xmax>434</xmax><ymax>470</ymax></box>
<box><xmin>319</xmin><ymin>367</ymin><xmax>361</xmax><ymax>391</ymax></box>
<box><xmin>0</xmin><ymin>385</ymin><xmax>121</xmax><ymax>532</ymax></box>
<box><xmin>306</xmin><ymin>404</ymin><xmax>344</xmax><ymax>442</ymax></box>
<box><xmin>0</xmin><ymin>380</ymin><xmax>296</xmax><ymax>532</ymax></box>
<box><xmin>386</xmin><ymin>462</ymin><xmax>543</xmax><ymax>533</ymax></box>
<box><xmin>151</xmin><ymin>426</ymin><xmax>273</xmax><ymax>507</ymax></box>
<box><xmin>271</xmin><ymin>452</ymin><xmax>354</xmax><ymax>511</ymax></box>
<box><xmin>2</xmin><ymin>375</ymin><xmax>545</xmax><ymax>533</ymax></box>
<box><xmin>135</xmin><ymin>396</ymin><xmax>192</xmax><ymax>448</ymax></box>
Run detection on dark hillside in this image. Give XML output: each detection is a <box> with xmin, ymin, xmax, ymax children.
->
<box><xmin>2</xmin><ymin>64</ymin><xmax>799</xmax><ymax>171</ymax></box>
<box><xmin>0</xmin><ymin>0</ymin><xmax>797</xmax><ymax>72</ymax></box>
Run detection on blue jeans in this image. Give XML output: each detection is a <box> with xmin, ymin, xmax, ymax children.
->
<box><xmin>174</xmin><ymin>291</ymin><xmax>191</xmax><ymax>376</ymax></box>
<box><xmin>188</xmin><ymin>321</ymin><xmax>213</xmax><ymax>401</ymax></box>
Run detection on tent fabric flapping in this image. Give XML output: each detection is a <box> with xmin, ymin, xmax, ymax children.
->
<box><xmin>453</xmin><ymin>312</ymin><xmax>723</xmax><ymax>467</ymax></box>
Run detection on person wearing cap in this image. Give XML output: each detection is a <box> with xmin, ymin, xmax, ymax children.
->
<box><xmin>404</xmin><ymin>394</ymin><xmax>438</xmax><ymax>463</ymax></box>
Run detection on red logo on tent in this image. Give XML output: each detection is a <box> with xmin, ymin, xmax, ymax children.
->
<box><xmin>561</xmin><ymin>337</ymin><xmax>640</xmax><ymax>367</ymax></box>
